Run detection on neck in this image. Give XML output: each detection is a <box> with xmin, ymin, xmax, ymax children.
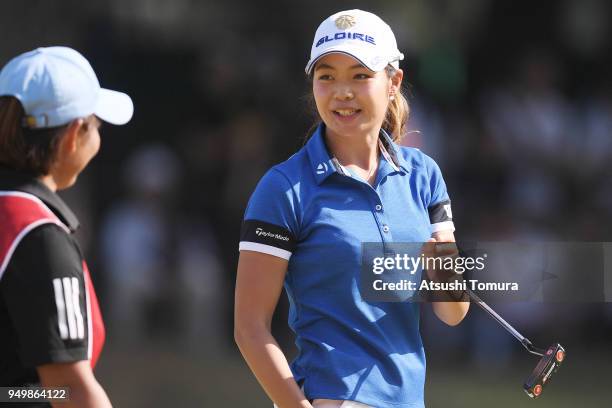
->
<box><xmin>38</xmin><ymin>174</ymin><xmax>58</xmax><ymax>192</ymax></box>
<box><xmin>324</xmin><ymin>127</ymin><xmax>380</xmax><ymax>169</ymax></box>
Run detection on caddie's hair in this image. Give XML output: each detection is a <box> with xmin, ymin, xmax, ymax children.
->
<box><xmin>305</xmin><ymin>65</ymin><xmax>409</xmax><ymax>143</ymax></box>
<box><xmin>0</xmin><ymin>96</ymin><xmax>68</xmax><ymax>175</ymax></box>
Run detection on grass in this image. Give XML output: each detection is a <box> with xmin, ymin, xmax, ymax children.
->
<box><xmin>97</xmin><ymin>341</ymin><xmax>612</xmax><ymax>407</ymax></box>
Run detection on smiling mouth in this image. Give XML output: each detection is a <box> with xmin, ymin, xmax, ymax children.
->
<box><xmin>333</xmin><ymin>109</ymin><xmax>361</xmax><ymax>117</ymax></box>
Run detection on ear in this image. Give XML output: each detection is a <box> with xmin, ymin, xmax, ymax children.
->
<box><xmin>57</xmin><ymin>119</ymin><xmax>85</xmax><ymax>156</ymax></box>
<box><xmin>389</xmin><ymin>68</ymin><xmax>404</xmax><ymax>98</ymax></box>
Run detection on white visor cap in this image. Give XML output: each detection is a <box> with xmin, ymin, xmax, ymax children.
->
<box><xmin>305</xmin><ymin>9</ymin><xmax>404</xmax><ymax>76</ymax></box>
<box><xmin>0</xmin><ymin>46</ymin><xmax>133</xmax><ymax>128</ymax></box>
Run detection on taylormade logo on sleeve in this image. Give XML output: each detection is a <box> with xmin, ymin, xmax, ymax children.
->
<box><xmin>255</xmin><ymin>228</ymin><xmax>290</xmax><ymax>241</ymax></box>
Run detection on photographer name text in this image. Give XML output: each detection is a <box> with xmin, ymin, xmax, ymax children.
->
<box><xmin>372</xmin><ymin>279</ymin><xmax>519</xmax><ymax>292</ymax></box>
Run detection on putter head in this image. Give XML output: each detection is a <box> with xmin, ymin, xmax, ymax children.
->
<box><xmin>523</xmin><ymin>343</ymin><xmax>566</xmax><ymax>398</ymax></box>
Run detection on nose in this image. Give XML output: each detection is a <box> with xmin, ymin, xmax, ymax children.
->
<box><xmin>334</xmin><ymin>84</ymin><xmax>354</xmax><ymax>101</ymax></box>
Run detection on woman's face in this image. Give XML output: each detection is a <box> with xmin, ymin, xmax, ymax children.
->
<box><xmin>55</xmin><ymin>115</ymin><xmax>101</xmax><ymax>189</ymax></box>
<box><xmin>312</xmin><ymin>53</ymin><xmax>401</xmax><ymax>140</ymax></box>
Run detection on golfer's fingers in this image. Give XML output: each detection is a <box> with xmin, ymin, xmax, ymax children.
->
<box><xmin>422</xmin><ymin>238</ymin><xmax>437</xmax><ymax>258</ymax></box>
<box><xmin>434</xmin><ymin>242</ymin><xmax>459</xmax><ymax>258</ymax></box>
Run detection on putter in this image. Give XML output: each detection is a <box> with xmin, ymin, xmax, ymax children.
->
<box><xmin>465</xmin><ymin>287</ymin><xmax>566</xmax><ymax>398</ymax></box>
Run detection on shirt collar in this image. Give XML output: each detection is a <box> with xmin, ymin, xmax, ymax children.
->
<box><xmin>306</xmin><ymin>124</ymin><xmax>345</xmax><ymax>185</ymax></box>
<box><xmin>0</xmin><ymin>167</ymin><xmax>80</xmax><ymax>231</ymax></box>
<box><xmin>306</xmin><ymin>124</ymin><xmax>409</xmax><ymax>185</ymax></box>
<box><xmin>378</xmin><ymin>128</ymin><xmax>411</xmax><ymax>173</ymax></box>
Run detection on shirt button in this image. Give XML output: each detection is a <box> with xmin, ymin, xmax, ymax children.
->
<box><xmin>375</xmin><ymin>205</ymin><xmax>382</xmax><ymax>211</ymax></box>
<box><xmin>382</xmin><ymin>225</ymin><xmax>390</xmax><ymax>233</ymax></box>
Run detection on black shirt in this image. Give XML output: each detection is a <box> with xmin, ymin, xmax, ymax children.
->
<box><xmin>0</xmin><ymin>168</ymin><xmax>90</xmax><ymax>389</ymax></box>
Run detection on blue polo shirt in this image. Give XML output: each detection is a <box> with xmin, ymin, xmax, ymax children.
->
<box><xmin>239</xmin><ymin>124</ymin><xmax>454</xmax><ymax>408</ymax></box>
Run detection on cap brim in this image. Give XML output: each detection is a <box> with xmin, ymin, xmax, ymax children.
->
<box><xmin>94</xmin><ymin>88</ymin><xmax>134</xmax><ymax>125</ymax></box>
<box><xmin>305</xmin><ymin>46</ymin><xmax>387</xmax><ymax>75</ymax></box>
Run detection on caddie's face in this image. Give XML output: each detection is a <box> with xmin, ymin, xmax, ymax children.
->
<box><xmin>77</xmin><ymin>115</ymin><xmax>102</xmax><ymax>169</ymax></box>
<box><xmin>55</xmin><ymin>115</ymin><xmax>102</xmax><ymax>190</ymax></box>
<box><xmin>312</xmin><ymin>53</ymin><xmax>397</xmax><ymax>140</ymax></box>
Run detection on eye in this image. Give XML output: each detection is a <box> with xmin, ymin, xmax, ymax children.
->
<box><xmin>354</xmin><ymin>73</ymin><xmax>371</xmax><ymax>80</ymax></box>
<box><xmin>317</xmin><ymin>74</ymin><xmax>333</xmax><ymax>80</ymax></box>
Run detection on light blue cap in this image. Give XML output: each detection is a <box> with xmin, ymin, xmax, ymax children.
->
<box><xmin>0</xmin><ymin>46</ymin><xmax>133</xmax><ymax>128</ymax></box>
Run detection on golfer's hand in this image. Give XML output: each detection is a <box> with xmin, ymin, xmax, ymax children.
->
<box><xmin>421</xmin><ymin>238</ymin><xmax>460</xmax><ymax>282</ymax></box>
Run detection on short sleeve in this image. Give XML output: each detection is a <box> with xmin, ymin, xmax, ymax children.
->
<box><xmin>1</xmin><ymin>224</ymin><xmax>89</xmax><ymax>368</ymax></box>
<box><xmin>239</xmin><ymin>168</ymin><xmax>299</xmax><ymax>260</ymax></box>
<box><xmin>424</xmin><ymin>155</ymin><xmax>455</xmax><ymax>233</ymax></box>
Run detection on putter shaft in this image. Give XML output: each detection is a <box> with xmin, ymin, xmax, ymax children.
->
<box><xmin>465</xmin><ymin>288</ymin><xmax>545</xmax><ymax>356</ymax></box>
